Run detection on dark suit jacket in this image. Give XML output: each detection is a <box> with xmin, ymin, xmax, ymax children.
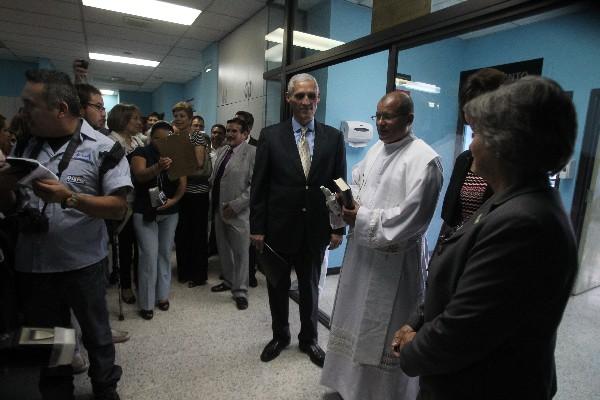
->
<box><xmin>401</xmin><ymin>181</ymin><xmax>577</xmax><ymax>400</ymax></box>
<box><xmin>250</xmin><ymin>119</ymin><xmax>346</xmax><ymax>254</ymax></box>
<box><xmin>440</xmin><ymin>150</ymin><xmax>493</xmax><ymax>229</ymax></box>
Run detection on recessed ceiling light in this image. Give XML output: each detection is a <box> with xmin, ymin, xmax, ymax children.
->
<box><xmin>82</xmin><ymin>0</ymin><xmax>201</xmax><ymax>25</ymax></box>
<box><xmin>90</xmin><ymin>52</ymin><xmax>160</xmax><ymax>67</ymax></box>
<box><xmin>100</xmin><ymin>89</ymin><xmax>116</xmax><ymax>96</ymax></box>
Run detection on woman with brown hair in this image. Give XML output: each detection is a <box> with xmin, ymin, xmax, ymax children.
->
<box><xmin>107</xmin><ymin>103</ymin><xmax>145</xmax><ymax>304</ymax></box>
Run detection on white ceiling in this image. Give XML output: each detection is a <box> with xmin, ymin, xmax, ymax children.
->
<box><xmin>0</xmin><ymin>0</ymin><xmax>268</xmax><ymax>92</ymax></box>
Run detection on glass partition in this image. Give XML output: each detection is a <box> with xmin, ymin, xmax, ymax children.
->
<box><xmin>396</xmin><ymin>5</ymin><xmax>600</xmax><ymax>267</ymax></box>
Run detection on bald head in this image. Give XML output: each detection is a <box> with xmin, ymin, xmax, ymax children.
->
<box><xmin>375</xmin><ymin>91</ymin><xmax>414</xmax><ymax>144</ymax></box>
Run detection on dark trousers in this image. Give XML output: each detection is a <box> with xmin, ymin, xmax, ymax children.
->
<box><xmin>266</xmin><ymin>244</ymin><xmax>325</xmax><ymax>344</ymax></box>
<box><xmin>18</xmin><ymin>260</ymin><xmax>122</xmax><ymax>399</ymax></box>
<box><xmin>175</xmin><ymin>192</ymin><xmax>209</xmax><ymax>283</ymax></box>
<box><xmin>249</xmin><ymin>245</ymin><xmax>256</xmax><ymax>277</ymax></box>
<box><xmin>118</xmin><ymin>216</ymin><xmax>138</xmax><ymax>290</ymax></box>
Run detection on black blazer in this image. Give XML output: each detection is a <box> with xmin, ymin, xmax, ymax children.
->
<box><xmin>440</xmin><ymin>150</ymin><xmax>493</xmax><ymax>229</ymax></box>
<box><xmin>401</xmin><ymin>181</ymin><xmax>577</xmax><ymax>400</ymax></box>
<box><xmin>250</xmin><ymin>119</ymin><xmax>346</xmax><ymax>254</ymax></box>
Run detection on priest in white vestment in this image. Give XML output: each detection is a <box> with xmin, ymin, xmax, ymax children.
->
<box><xmin>321</xmin><ymin>91</ymin><xmax>443</xmax><ymax>400</ymax></box>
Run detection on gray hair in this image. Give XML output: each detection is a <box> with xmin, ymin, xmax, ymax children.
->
<box><xmin>464</xmin><ymin>76</ymin><xmax>576</xmax><ymax>175</ymax></box>
<box><xmin>287</xmin><ymin>73</ymin><xmax>319</xmax><ymax>95</ymax></box>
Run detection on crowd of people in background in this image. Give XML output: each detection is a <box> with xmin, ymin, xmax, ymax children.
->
<box><xmin>0</xmin><ymin>64</ymin><xmax>579</xmax><ymax>400</ymax></box>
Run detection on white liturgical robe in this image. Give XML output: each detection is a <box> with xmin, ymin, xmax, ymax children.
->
<box><xmin>321</xmin><ymin>133</ymin><xmax>443</xmax><ymax>400</ymax></box>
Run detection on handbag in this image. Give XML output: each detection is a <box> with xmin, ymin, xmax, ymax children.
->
<box><xmin>188</xmin><ymin>138</ymin><xmax>212</xmax><ymax>181</ymax></box>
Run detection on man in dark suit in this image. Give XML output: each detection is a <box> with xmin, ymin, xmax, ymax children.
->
<box><xmin>250</xmin><ymin>73</ymin><xmax>346</xmax><ymax>367</ymax></box>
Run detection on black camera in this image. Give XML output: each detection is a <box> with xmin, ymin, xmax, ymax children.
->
<box><xmin>75</xmin><ymin>59</ymin><xmax>89</xmax><ymax>69</ymax></box>
<box><xmin>15</xmin><ymin>207</ymin><xmax>49</xmax><ymax>234</ymax></box>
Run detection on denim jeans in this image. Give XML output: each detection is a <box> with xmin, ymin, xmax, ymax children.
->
<box><xmin>18</xmin><ymin>259</ymin><xmax>122</xmax><ymax>399</ymax></box>
<box><xmin>133</xmin><ymin>213</ymin><xmax>178</xmax><ymax>311</ymax></box>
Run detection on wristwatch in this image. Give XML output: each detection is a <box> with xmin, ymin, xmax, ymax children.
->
<box><xmin>61</xmin><ymin>193</ymin><xmax>79</xmax><ymax>209</ymax></box>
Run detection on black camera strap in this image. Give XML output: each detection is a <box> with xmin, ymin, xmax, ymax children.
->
<box><xmin>27</xmin><ymin>122</ymin><xmax>83</xmax><ymax>213</ymax></box>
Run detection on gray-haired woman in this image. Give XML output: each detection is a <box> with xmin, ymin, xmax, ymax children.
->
<box><xmin>393</xmin><ymin>76</ymin><xmax>578</xmax><ymax>400</ymax></box>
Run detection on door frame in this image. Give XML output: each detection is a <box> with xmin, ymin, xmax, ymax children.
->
<box><xmin>571</xmin><ymin>89</ymin><xmax>600</xmax><ymax>242</ymax></box>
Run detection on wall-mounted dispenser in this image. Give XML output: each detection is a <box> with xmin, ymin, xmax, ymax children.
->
<box><xmin>340</xmin><ymin>121</ymin><xmax>373</xmax><ymax>148</ymax></box>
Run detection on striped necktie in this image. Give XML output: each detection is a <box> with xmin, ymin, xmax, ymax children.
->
<box><xmin>298</xmin><ymin>127</ymin><xmax>311</xmax><ymax>178</ymax></box>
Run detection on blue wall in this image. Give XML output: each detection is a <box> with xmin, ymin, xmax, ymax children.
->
<box><xmin>103</xmin><ymin>94</ymin><xmax>119</xmax><ymax>115</ymax></box>
<box><xmin>152</xmin><ymin>82</ymin><xmax>185</xmax><ymax>122</ymax></box>
<box><xmin>197</xmin><ymin>43</ymin><xmax>219</xmax><ymax>130</ymax></box>
<box><xmin>0</xmin><ymin>60</ymin><xmax>38</xmax><ymax>97</ymax></box>
<box><xmin>184</xmin><ymin>75</ymin><xmax>202</xmax><ymax>117</ymax></box>
<box><xmin>120</xmin><ymin>90</ymin><xmax>153</xmax><ymax>115</ymax></box>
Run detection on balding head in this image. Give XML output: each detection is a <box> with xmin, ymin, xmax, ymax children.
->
<box><xmin>374</xmin><ymin>91</ymin><xmax>414</xmax><ymax>144</ymax></box>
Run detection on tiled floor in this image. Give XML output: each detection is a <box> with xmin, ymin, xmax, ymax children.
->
<box><xmin>2</xmin><ymin>257</ymin><xmax>599</xmax><ymax>399</ymax></box>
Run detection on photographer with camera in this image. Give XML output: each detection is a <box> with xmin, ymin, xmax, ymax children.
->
<box><xmin>130</xmin><ymin>121</ymin><xmax>186</xmax><ymax>320</ymax></box>
<box><xmin>0</xmin><ymin>70</ymin><xmax>131</xmax><ymax>400</ymax></box>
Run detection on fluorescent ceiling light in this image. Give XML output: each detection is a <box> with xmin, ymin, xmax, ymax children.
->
<box><xmin>265</xmin><ymin>28</ymin><xmax>344</xmax><ymax>51</ymax></box>
<box><xmin>82</xmin><ymin>0</ymin><xmax>201</xmax><ymax>25</ymax></box>
<box><xmin>265</xmin><ymin>44</ymin><xmax>283</xmax><ymax>63</ymax></box>
<box><xmin>395</xmin><ymin>78</ymin><xmax>441</xmax><ymax>94</ymax></box>
<box><xmin>90</xmin><ymin>52</ymin><xmax>160</xmax><ymax>67</ymax></box>
<box><xmin>100</xmin><ymin>89</ymin><xmax>116</xmax><ymax>96</ymax></box>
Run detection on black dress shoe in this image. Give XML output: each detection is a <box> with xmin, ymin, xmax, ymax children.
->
<box><xmin>234</xmin><ymin>297</ymin><xmax>248</xmax><ymax>310</ymax></box>
<box><xmin>249</xmin><ymin>274</ymin><xmax>258</xmax><ymax>287</ymax></box>
<box><xmin>157</xmin><ymin>301</ymin><xmax>170</xmax><ymax>311</ymax></box>
<box><xmin>139</xmin><ymin>309</ymin><xmax>153</xmax><ymax>320</ymax></box>
<box><xmin>299</xmin><ymin>343</ymin><xmax>325</xmax><ymax>368</ymax></box>
<box><xmin>188</xmin><ymin>280</ymin><xmax>207</xmax><ymax>288</ymax></box>
<box><xmin>211</xmin><ymin>282</ymin><xmax>231</xmax><ymax>292</ymax></box>
<box><xmin>260</xmin><ymin>339</ymin><xmax>290</xmax><ymax>362</ymax></box>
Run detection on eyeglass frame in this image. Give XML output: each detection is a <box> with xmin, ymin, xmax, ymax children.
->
<box><xmin>86</xmin><ymin>102</ymin><xmax>106</xmax><ymax>112</ymax></box>
<box><xmin>370</xmin><ymin>112</ymin><xmax>409</xmax><ymax>122</ymax></box>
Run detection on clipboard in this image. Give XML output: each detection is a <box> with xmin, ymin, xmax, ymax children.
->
<box><xmin>152</xmin><ymin>134</ymin><xmax>198</xmax><ymax>180</ymax></box>
<box><xmin>256</xmin><ymin>242</ymin><xmax>289</xmax><ymax>288</ymax></box>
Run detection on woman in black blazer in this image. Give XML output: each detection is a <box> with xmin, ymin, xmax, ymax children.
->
<box><xmin>393</xmin><ymin>76</ymin><xmax>578</xmax><ymax>400</ymax></box>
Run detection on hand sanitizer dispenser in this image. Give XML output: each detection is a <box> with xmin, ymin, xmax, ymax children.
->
<box><xmin>340</xmin><ymin>121</ymin><xmax>373</xmax><ymax>148</ymax></box>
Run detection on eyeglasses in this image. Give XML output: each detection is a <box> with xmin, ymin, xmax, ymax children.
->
<box><xmin>292</xmin><ymin>92</ymin><xmax>318</xmax><ymax>101</ymax></box>
<box><xmin>86</xmin><ymin>103</ymin><xmax>106</xmax><ymax>112</ymax></box>
<box><xmin>370</xmin><ymin>113</ymin><xmax>407</xmax><ymax>122</ymax></box>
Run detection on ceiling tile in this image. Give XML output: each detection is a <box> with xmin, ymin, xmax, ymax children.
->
<box><xmin>169</xmin><ymin>47</ymin><xmax>203</xmax><ymax>60</ymax></box>
<box><xmin>0</xmin><ymin>9</ymin><xmax>82</xmax><ymax>32</ymax></box>
<box><xmin>184</xmin><ymin>26</ymin><xmax>226</xmax><ymax>42</ymax></box>
<box><xmin>206</xmin><ymin>0</ymin><xmax>265</xmax><ymax>19</ymax></box>
<box><xmin>0</xmin><ymin>21</ymin><xmax>85</xmax><ymax>44</ymax></box>
<box><xmin>82</xmin><ymin>7</ymin><xmax>188</xmax><ymax>37</ymax></box>
<box><xmin>2</xmin><ymin>0</ymin><xmax>81</xmax><ymax>19</ymax></box>
<box><xmin>85</xmin><ymin>22</ymin><xmax>179</xmax><ymax>47</ymax></box>
<box><xmin>175</xmin><ymin>37</ymin><xmax>211</xmax><ymax>51</ymax></box>
<box><xmin>193</xmin><ymin>11</ymin><xmax>243</xmax><ymax>31</ymax></box>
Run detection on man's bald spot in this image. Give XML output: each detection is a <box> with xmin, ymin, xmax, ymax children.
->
<box><xmin>379</xmin><ymin>91</ymin><xmax>414</xmax><ymax>115</ymax></box>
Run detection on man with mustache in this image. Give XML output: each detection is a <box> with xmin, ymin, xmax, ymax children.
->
<box><xmin>250</xmin><ymin>73</ymin><xmax>346</xmax><ymax>367</ymax></box>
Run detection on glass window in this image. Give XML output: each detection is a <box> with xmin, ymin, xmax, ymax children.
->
<box><xmin>266</xmin><ymin>2</ymin><xmax>285</xmax><ymax>71</ymax></box>
<box><xmin>267</xmin><ymin>0</ymin><xmax>374</xmax><ymax>64</ymax></box>
<box><xmin>395</xmin><ymin>4</ymin><xmax>600</xmax><ymax>299</ymax></box>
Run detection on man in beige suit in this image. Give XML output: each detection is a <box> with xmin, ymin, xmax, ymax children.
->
<box><xmin>210</xmin><ymin>117</ymin><xmax>256</xmax><ymax>310</ymax></box>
